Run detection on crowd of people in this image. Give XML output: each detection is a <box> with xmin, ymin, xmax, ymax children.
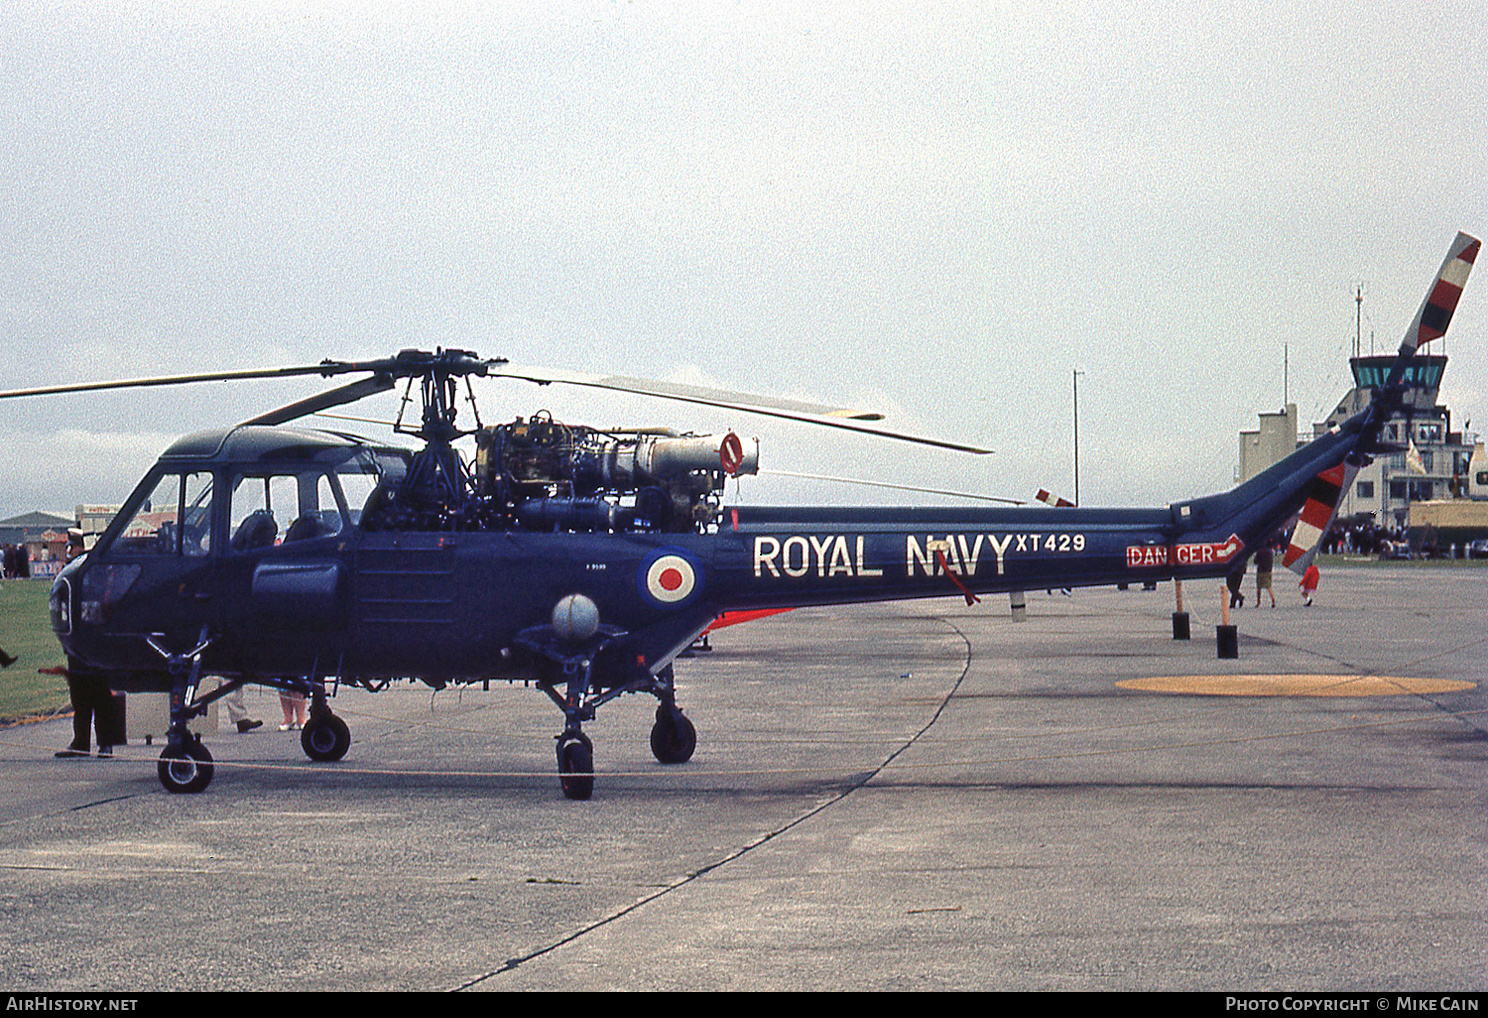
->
<box><xmin>1</xmin><ymin>544</ymin><xmax>31</xmax><ymax>578</ymax></box>
<box><xmin>1315</xmin><ymin>518</ymin><xmax>1411</xmax><ymax>557</ymax></box>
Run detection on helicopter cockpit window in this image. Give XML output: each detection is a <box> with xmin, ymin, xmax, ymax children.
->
<box><xmin>340</xmin><ymin>450</ymin><xmax>406</xmax><ymax>529</ymax></box>
<box><xmin>229</xmin><ymin>471</ymin><xmax>344</xmax><ymax>552</ymax></box>
<box><xmin>114</xmin><ymin>472</ymin><xmax>214</xmax><ymax>557</ymax></box>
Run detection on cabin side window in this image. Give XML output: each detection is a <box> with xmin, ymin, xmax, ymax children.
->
<box><xmin>114</xmin><ymin>472</ymin><xmax>214</xmax><ymax>557</ymax></box>
<box><xmin>229</xmin><ymin>471</ymin><xmax>345</xmax><ymax>552</ymax></box>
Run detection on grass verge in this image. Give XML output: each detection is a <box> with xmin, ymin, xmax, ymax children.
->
<box><xmin>0</xmin><ymin>579</ymin><xmax>71</xmax><ymax>724</ymax></box>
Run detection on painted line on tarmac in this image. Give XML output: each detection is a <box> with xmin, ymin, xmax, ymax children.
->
<box><xmin>1117</xmin><ymin>674</ymin><xmax>1476</xmax><ymax>697</ymax></box>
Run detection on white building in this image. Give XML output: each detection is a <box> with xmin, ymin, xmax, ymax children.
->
<box><xmin>1237</xmin><ymin>404</ymin><xmax>1298</xmax><ymax>484</ymax></box>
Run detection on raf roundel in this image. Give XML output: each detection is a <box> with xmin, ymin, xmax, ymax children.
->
<box><xmin>639</xmin><ymin>549</ymin><xmax>702</xmax><ymax>607</ymax></box>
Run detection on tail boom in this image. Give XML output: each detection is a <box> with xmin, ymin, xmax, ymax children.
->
<box><xmin>704</xmin><ymin>231</ymin><xmax>1479</xmax><ymax>613</ymax></box>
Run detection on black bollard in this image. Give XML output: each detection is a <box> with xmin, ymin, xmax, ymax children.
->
<box><xmin>1216</xmin><ymin>624</ymin><xmax>1239</xmax><ymax>659</ymax></box>
<box><xmin>1172</xmin><ymin>612</ymin><xmax>1190</xmax><ymax>640</ymax></box>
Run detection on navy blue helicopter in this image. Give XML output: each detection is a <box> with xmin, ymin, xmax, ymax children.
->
<box><xmin>2</xmin><ymin>232</ymin><xmax>1477</xmax><ymax>798</ymax></box>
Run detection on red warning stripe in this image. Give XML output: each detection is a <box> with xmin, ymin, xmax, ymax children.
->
<box><xmin>1283</xmin><ymin>464</ymin><xmax>1349</xmax><ymax>571</ymax></box>
<box><xmin>1410</xmin><ymin>235</ymin><xmax>1479</xmax><ymax>351</ymax></box>
<box><xmin>935</xmin><ymin>549</ymin><xmax>981</xmax><ymax>606</ymax></box>
<box><xmin>703</xmin><ymin>608</ymin><xmax>794</xmax><ymax>633</ymax></box>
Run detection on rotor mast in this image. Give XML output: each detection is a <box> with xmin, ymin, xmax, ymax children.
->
<box><xmin>387</xmin><ymin>349</ymin><xmax>502</xmax><ymax>523</ymax></box>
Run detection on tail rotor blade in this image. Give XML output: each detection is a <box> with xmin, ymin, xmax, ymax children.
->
<box><xmin>1386</xmin><ymin>232</ymin><xmax>1480</xmax><ymax>389</ymax></box>
<box><xmin>1283</xmin><ymin>462</ymin><xmax>1358</xmax><ymax>575</ymax></box>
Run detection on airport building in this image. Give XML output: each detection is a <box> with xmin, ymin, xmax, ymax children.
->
<box><xmin>1237</xmin><ymin>403</ymin><xmax>1299</xmax><ymax>485</ymax></box>
<box><xmin>0</xmin><ymin>505</ymin><xmax>121</xmax><ymax>578</ymax></box>
<box><xmin>0</xmin><ymin>511</ymin><xmax>74</xmax><ymax>578</ymax></box>
<box><xmin>76</xmin><ymin>504</ymin><xmax>122</xmax><ymax>543</ymax></box>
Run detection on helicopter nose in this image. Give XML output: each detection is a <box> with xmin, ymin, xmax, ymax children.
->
<box><xmin>552</xmin><ymin>594</ymin><xmax>600</xmax><ymax>642</ymax></box>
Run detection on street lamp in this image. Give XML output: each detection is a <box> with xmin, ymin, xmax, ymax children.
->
<box><xmin>1073</xmin><ymin>369</ymin><xmax>1085</xmax><ymax>505</ymax></box>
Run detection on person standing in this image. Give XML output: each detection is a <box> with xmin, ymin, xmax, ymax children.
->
<box><xmin>279</xmin><ymin>691</ymin><xmax>308</xmax><ymax>731</ymax></box>
<box><xmin>1300</xmin><ymin>563</ymin><xmax>1320</xmax><ymax>607</ymax></box>
<box><xmin>50</xmin><ymin>540</ymin><xmax>117</xmax><ymax>758</ymax></box>
<box><xmin>214</xmin><ymin>677</ymin><xmax>263</xmax><ymax>733</ymax></box>
<box><xmin>50</xmin><ymin>663</ymin><xmax>114</xmax><ymax>759</ymax></box>
<box><xmin>1254</xmin><ymin>542</ymin><xmax>1276</xmax><ymax>608</ymax></box>
<box><xmin>1226</xmin><ymin>559</ymin><xmax>1247</xmax><ymax>609</ymax></box>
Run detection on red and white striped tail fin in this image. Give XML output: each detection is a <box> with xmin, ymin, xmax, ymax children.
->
<box><xmin>1283</xmin><ymin>462</ymin><xmax>1359</xmax><ymax>575</ymax></box>
<box><xmin>1398</xmin><ymin>232</ymin><xmax>1480</xmax><ymax>360</ymax></box>
<box><xmin>1035</xmin><ymin>489</ymin><xmax>1074</xmax><ymax>507</ymax></box>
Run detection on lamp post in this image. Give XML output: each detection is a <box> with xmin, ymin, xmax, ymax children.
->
<box><xmin>1073</xmin><ymin>369</ymin><xmax>1084</xmax><ymax>505</ymax></box>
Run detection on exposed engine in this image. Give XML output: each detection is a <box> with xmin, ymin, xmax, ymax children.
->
<box><xmin>364</xmin><ymin>413</ymin><xmax>758</xmax><ymax>534</ymax></box>
<box><xmin>475</xmin><ymin>414</ymin><xmax>758</xmax><ymax>532</ymax></box>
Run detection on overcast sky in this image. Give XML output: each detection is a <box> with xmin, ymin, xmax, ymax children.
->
<box><xmin>3</xmin><ymin>1</ymin><xmax>1486</xmax><ymax>520</ymax></box>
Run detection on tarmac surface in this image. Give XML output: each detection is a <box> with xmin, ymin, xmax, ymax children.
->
<box><xmin>1</xmin><ymin>562</ymin><xmax>1485</xmax><ymax>991</ymax></box>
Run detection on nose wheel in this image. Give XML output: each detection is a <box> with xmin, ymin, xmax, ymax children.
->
<box><xmin>158</xmin><ymin>735</ymin><xmax>214</xmax><ymax>794</ymax></box>
<box><xmin>151</xmin><ymin>626</ymin><xmax>216</xmax><ymax>794</ymax></box>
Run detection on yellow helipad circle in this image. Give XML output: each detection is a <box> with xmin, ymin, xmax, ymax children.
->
<box><xmin>1116</xmin><ymin>674</ymin><xmax>1477</xmax><ymax>697</ymax></box>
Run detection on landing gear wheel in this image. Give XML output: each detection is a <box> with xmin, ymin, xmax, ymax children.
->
<box><xmin>158</xmin><ymin>738</ymin><xmax>214</xmax><ymax>794</ymax></box>
<box><xmin>650</xmin><ymin>706</ymin><xmax>696</xmax><ymax>765</ymax></box>
<box><xmin>301</xmin><ymin>713</ymin><xmax>351</xmax><ymax>762</ymax></box>
<box><xmin>557</xmin><ymin>735</ymin><xmax>594</xmax><ymax>801</ymax></box>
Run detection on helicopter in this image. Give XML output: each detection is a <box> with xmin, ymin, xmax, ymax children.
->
<box><xmin>1</xmin><ymin>231</ymin><xmax>1477</xmax><ymax>799</ymax></box>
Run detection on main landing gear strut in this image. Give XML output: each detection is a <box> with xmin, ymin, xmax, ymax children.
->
<box><xmin>300</xmin><ymin>679</ymin><xmax>352</xmax><ymax>762</ymax></box>
<box><xmin>516</xmin><ymin>606</ymin><xmax>698</xmax><ymax>801</ymax></box>
<box><xmin>648</xmin><ymin>666</ymin><xmax>697</xmax><ymax>766</ymax></box>
<box><xmin>144</xmin><ymin>630</ymin><xmax>353</xmax><ymax>793</ymax></box>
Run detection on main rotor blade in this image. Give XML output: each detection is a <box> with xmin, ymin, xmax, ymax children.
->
<box><xmin>0</xmin><ymin>363</ymin><xmax>348</xmax><ymax>401</ymax></box>
<box><xmin>242</xmin><ymin>375</ymin><xmax>398</xmax><ymax>427</ymax></box>
<box><xmin>490</xmin><ymin>364</ymin><xmax>883</xmax><ymax>419</ymax></box>
<box><xmin>489</xmin><ymin>364</ymin><xmax>993</xmax><ymax>455</ymax></box>
<box><xmin>0</xmin><ymin>351</ymin><xmax>991</xmax><ymax>454</ymax></box>
<box><xmin>760</xmin><ymin>469</ymin><xmax>1023</xmax><ymax>503</ymax></box>
<box><xmin>0</xmin><ymin>350</ymin><xmax>501</xmax><ymax>403</ymax></box>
